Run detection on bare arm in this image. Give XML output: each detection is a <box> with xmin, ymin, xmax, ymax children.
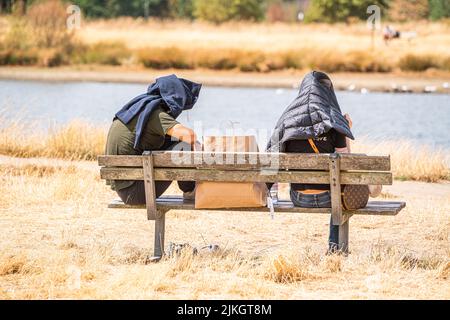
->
<box><xmin>335</xmin><ymin>114</ymin><xmax>352</xmax><ymax>154</ymax></box>
<box><xmin>167</xmin><ymin>124</ymin><xmax>202</xmax><ymax>151</ymax></box>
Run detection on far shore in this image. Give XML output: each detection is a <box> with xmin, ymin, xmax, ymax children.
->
<box><xmin>1</xmin><ymin>66</ymin><xmax>450</xmax><ymax>94</ymax></box>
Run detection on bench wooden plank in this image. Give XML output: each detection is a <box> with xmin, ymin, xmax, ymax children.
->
<box><xmin>100</xmin><ymin>167</ymin><xmax>393</xmax><ymax>185</ymax></box>
<box><xmin>98</xmin><ymin>152</ymin><xmax>391</xmax><ymax>171</ymax></box>
<box><xmin>107</xmin><ymin>197</ymin><xmax>406</xmax><ymax>216</ymax></box>
<box><xmin>329</xmin><ymin>153</ymin><xmax>344</xmax><ymax>225</ymax></box>
<box><xmin>142</xmin><ymin>152</ymin><xmax>158</xmax><ymax>220</ymax></box>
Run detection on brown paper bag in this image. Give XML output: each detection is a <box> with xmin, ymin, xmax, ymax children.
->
<box><xmin>195</xmin><ymin>136</ymin><xmax>268</xmax><ymax>209</ymax></box>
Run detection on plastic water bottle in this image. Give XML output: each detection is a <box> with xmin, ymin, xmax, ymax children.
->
<box><xmin>270</xmin><ymin>183</ymin><xmax>279</xmax><ymax>204</ymax></box>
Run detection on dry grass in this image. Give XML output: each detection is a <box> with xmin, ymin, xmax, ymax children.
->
<box><xmin>0</xmin><ymin>118</ymin><xmax>106</xmax><ymax>160</ymax></box>
<box><xmin>353</xmin><ymin>140</ymin><xmax>450</xmax><ymax>182</ymax></box>
<box><xmin>71</xmin><ymin>41</ymin><xmax>132</xmax><ymax>66</ymax></box>
<box><xmin>78</xmin><ymin>19</ymin><xmax>450</xmax><ymax>56</ymax></box>
<box><xmin>76</xmin><ymin>19</ymin><xmax>450</xmax><ymax>72</ymax></box>
<box><xmin>1</xmin><ymin>17</ymin><xmax>450</xmax><ymax>72</ymax></box>
<box><xmin>0</xmin><ymin>157</ymin><xmax>448</xmax><ymax>299</ymax></box>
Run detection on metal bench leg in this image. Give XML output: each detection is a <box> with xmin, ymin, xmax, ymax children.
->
<box><xmin>339</xmin><ymin>218</ymin><xmax>349</xmax><ymax>255</ymax></box>
<box><xmin>153</xmin><ymin>210</ymin><xmax>166</xmax><ymax>260</ymax></box>
<box><xmin>329</xmin><ymin>153</ymin><xmax>349</xmax><ymax>254</ymax></box>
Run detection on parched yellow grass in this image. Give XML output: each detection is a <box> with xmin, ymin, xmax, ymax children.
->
<box><xmin>1</xmin><ymin>17</ymin><xmax>450</xmax><ymax>72</ymax></box>
<box><xmin>0</xmin><ymin>159</ymin><xmax>448</xmax><ymax>299</ymax></box>
<box><xmin>0</xmin><ymin>119</ymin><xmax>106</xmax><ymax>160</ymax></box>
<box><xmin>353</xmin><ymin>140</ymin><xmax>450</xmax><ymax>182</ymax></box>
<box><xmin>78</xmin><ymin>19</ymin><xmax>450</xmax><ymax>64</ymax></box>
<box><xmin>78</xmin><ymin>19</ymin><xmax>450</xmax><ymax>55</ymax></box>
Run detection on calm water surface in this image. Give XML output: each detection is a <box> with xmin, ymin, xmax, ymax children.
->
<box><xmin>1</xmin><ymin>80</ymin><xmax>449</xmax><ymax>149</ymax></box>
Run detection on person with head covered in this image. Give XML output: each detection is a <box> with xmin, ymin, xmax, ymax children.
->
<box><xmin>267</xmin><ymin>71</ymin><xmax>381</xmax><ymax>253</ymax></box>
<box><xmin>105</xmin><ymin>74</ymin><xmax>202</xmax><ymax>205</ymax></box>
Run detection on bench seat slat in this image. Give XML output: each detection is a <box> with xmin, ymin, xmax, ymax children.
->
<box><xmin>98</xmin><ymin>152</ymin><xmax>391</xmax><ymax>171</ymax></box>
<box><xmin>100</xmin><ymin>167</ymin><xmax>393</xmax><ymax>185</ymax></box>
<box><xmin>107</xmin><ymin>197</ymin><xmax>405</xmax><ymax>216</ymax></box>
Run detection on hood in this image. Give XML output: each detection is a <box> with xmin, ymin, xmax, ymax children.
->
<box><xmin>267</xmin><ymin>71</ymin><xmax>354</xmax><ymax>152</ymax></box>
<box><xmin>115</xmin><ymin>74</ymin><xmax>202</xmax><ymax>150</ymax></box>
<box><xmin>151</xmin><ymin>74</ymin><xmax>202</xmax><ymax>118</ymax></box>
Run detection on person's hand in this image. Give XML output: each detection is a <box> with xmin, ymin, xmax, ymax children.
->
<box><xmin>344</xmin><ymin>113</ymin><xmax>353</xmax><ymax>129</ymax></box>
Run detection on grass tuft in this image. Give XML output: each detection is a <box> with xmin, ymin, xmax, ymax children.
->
<box><xmin>72</xmin><ymin>42</ymin><xmax>132</xmax><ymax>66</ymax></box>
<box><xmin>353</xmin><ymin>140</ymin><xmax>450</xmax><ymax>183</ymax></box>
<box><xmin>0</xmin><ymin>118</ymin><xmax>106</xmax><ymax>160</ymax></box>
<box><xmin>265</xmin><ymin>254</ymin><xmax>315</xmax><ymax>283</ymax></box>
<box><xmin>399</xmin><ymin>54</ymin><xmax>440</xmax><ymax>72</ymax></box>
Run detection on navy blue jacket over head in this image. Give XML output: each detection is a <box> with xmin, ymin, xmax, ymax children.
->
<box><xmin>115</xmin><ymin>74</ymin><xmax>202</xmax><ymax>150</ymax></box>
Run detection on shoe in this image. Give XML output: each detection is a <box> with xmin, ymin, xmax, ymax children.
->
<box><xmin>342</xmin><ymin>185</ymin><xmax>369</xmax><ymax>210</ymax></box>
<box><xmin>369</xmin><ymin>185</ymin><xmax>383</xmax><ymax>198</ymax></box>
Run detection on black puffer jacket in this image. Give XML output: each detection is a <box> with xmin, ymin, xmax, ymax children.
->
<box><xmin>266</xmin><ymin>71</ymin><xmax>354</xmax><ymax>152</ymax></box>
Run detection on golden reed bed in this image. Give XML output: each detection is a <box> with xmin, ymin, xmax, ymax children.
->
<box><xmin>79</xmin><ymin>19</ymin><xmax>450</xmax><ymax>72</ymax></box>
<box><xmin>1</xmin><ymin>17</ymin><xmax>450</xmax><ymax>73</ymax></box>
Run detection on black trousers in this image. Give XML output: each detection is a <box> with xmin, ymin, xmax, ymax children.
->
<box><xmin>117</xmin><ymin>140</ymin><xmax>195</xmax><ymax>205</ymax></box>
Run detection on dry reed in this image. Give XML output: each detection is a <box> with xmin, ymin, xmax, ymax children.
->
<box><xmin>0</xmin><ymin>118</ymin><xmax>106</xmax><ymax>160</ymax></box>
<box><xmin>353</xmin><ymin>140</ymin><xmax>450</xmax><ymax>182</ymax></box>
<box><xmin>2</xmin><ymin>17</ymin><xmax>450</xmax><ymax>72</ymax></box>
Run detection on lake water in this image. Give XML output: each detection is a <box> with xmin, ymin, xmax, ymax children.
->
<box><xmin>1</xmin><ymin>80</ymin><xmax>449</xmax><ymax>150</ymax></box>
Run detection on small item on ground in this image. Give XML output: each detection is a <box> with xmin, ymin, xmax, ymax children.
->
<box><xmin>167</xmin><ymin>242</ymin><xmax>198</xmax><ymax>258</ymax></box>
<box><xmin>167</xmin><ymin>243</ymin><xmax>220</xmax><ymax>258</ymax></box>
<box><xmin>200</xmin><ymin>244</ymin><xmax>220</xmax><ymax>253</ymax></box>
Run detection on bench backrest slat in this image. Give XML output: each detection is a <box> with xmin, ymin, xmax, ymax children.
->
<box><xmin>100</xmin><ymin>167</ymin><xmax>393</xmax><ymax>185</ymax></box>
<box><xmin>98</xmin><ymin>152</ymin><xmax>391</xmax><ymax>172</ymax></box>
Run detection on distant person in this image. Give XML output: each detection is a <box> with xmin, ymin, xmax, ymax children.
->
<box><xmin>105</xmin><ymin>74</ymin><xmax>202</xmax><ymax>205</ymax></box>
<box><xmin>383</xmin><ymin>25</ymin><xmax>401</xmax><ymax>45</ymax></box>
<box><xmin>266</xmin><ymin>71</ymin><xmax>382</xmax><ymax>253</ymax></box>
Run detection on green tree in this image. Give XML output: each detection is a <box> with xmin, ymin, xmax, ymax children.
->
<box><xmin>193</xmin><ymin>0</ymin><xmax>264</xmax><ymax>23</ymax></box>
<box><xmin>72</xmin><ymin>0</ymin><xmax>171</xmax><ymax>18</ymax></box>
<box><xmin>230</xmin><ymin>0</ymin><xmax>264</xmax><ymax>21</ymax></box>
<box><xmin>168</xmin><ymin>0</ymin><xmax>195</xmax><ymax>19</ymax></box>
<box><xmin>0</xmin><ymin>0</ymin><xmax>11</xmax><ymax>14</ymax></box>
<box><xmin>194</xmin><ymin>0</ymin><xmax>233</xmax><ymax>23</ymax></box>
<box><xmin>305</xmin><ymin>0</ymin><xmax>389</xmax><ymax>23</ymax></box>
<box><xmin>71</xmin><ymin>0</ymin><xmax>120</xmax><ymax>18</ymax></box>
<box><xmin>144</xmin><ymin>0</ymin><xmax>170</xmax><ymax>17</ymax></box>
<box><xmin>429</xmin><ymin>0</ymin><xmax>450</xmax><ymax>20</ymax></box>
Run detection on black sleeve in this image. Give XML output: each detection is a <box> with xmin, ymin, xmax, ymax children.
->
<box><xmin>334</xmin><ymin>131</ymin><xmax>347</xmax><ymax>149</ymax></box>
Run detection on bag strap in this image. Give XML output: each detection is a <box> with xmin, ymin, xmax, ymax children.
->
<box><xmin>308</xmin><ymin>139</ymin><xmax>320</xmax><ymax>154</ymax></box>
<box><xmin>298</xmin><ymin>139</ymin><xmax>322</xmax><ymax>194</ymax></box>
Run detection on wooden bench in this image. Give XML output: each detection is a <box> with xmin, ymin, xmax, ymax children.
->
<box><xmin>98</xmin><ymin>151</ymin><xmax>406</xmax><ymax>260</ymax></box>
